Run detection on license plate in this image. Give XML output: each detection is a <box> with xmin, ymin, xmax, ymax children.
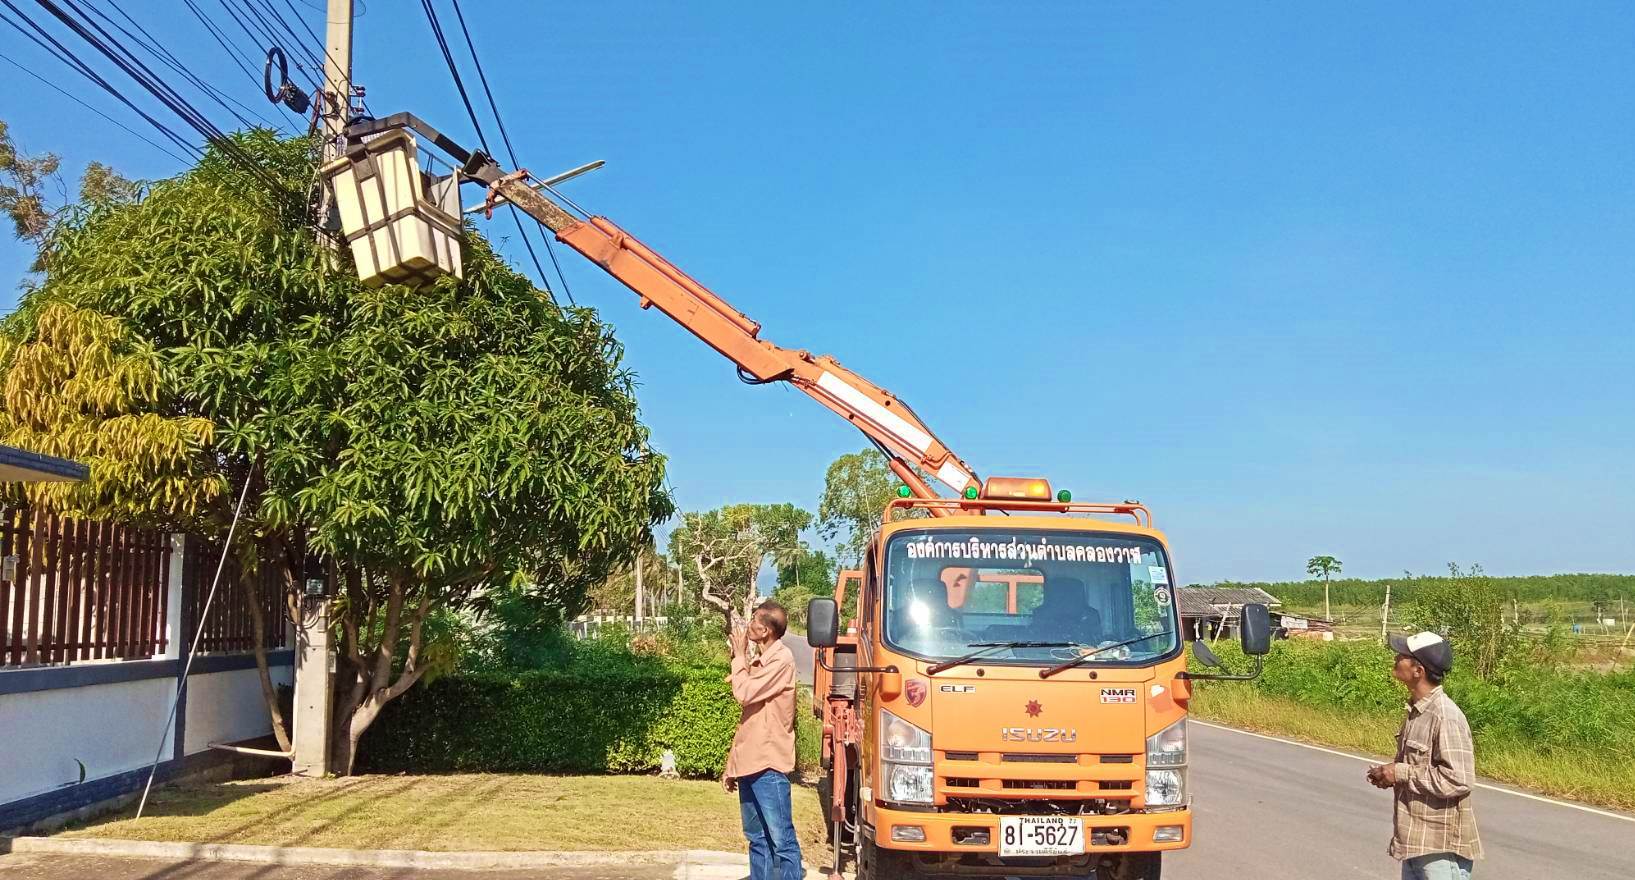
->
<box><xmin>998</xmin><ymin>815</ymin><xmax>1085</xmax><ymax>857</ymax></box>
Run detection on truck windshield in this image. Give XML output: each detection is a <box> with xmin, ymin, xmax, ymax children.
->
<box><xmin>881</xmin><ymin>529</ymin><xmax>1179</xmax><ymax>665</ymax></box>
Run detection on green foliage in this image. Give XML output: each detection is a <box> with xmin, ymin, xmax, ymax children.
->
<box><xmin>1305</xmin><ymin>555</ymin><xmax>1343</xmax><ymax>581</ymax></box>
<box><xmin>818</xmin><ymin>448</ymin><xmax>896</xmax><ymax>566</ymax></box>
<box><xmin>1410</xmin><ymin>563</ymin><xmax>1512</xmax><ymax>679</ymax></box>
<box><xmin>777</xmin><ymin>549</ymin><xmax>836</xmax><ymax>594</ymax></box>
<box><xmin>667</xmin><ymin>502</ymin><xmax>812</xmax><ymax>626</ymax></box>
<box><xmin>1</xmin><ymin>124</ymin><xmax>673</xmax><ymax>768</ymax></box>
<box><xmin>1192</xmin><ymin>639</ymin><xmax>1635</xmax><ymax>763</ymax></box>
<box><xmin>0</xmin><ymin>120</ymin><xmax>62</xmax><ymax>248</ymax></box>
<box><xmin>1213</xmin><ymin>572</ymin><xmax>1635</xmax><ymax>610</ymax></box>
<box><xmin>587</xmin><ymin>544</ymin><xmax>679</xmax><ymax>616</ymax></box>
<box><xmin>775</xmin><ymin>549</ymin><xmax>835</xmax><ymax>627</ymax></box>
<box><xmin>795</xmin><ymin>688</ymin><xmax>822</xmax><ymax>775</ymax></box>
<box><xmin>358</xmin><ymin>656</ymin><xmax>740</xmax><ymax>778</ymax></box>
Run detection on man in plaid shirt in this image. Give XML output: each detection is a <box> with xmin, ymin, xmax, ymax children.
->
<box><xmin>1367</xmin><ymin>631</ymin><xmax>1482</xmax><ymax>879</ymax></box>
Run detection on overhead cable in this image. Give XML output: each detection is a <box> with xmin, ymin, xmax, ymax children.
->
<box><xmin>447</xmin><ymin>0</ymin><xmax>575</xmax><ymax>305</ymax></box>
<box><xmin>2</xmin><ymin>1</ymin><xmax>201</xmax><ymax>157</ymax></box>
<box><xmin>86</xmin><ymin>0</ymin><xmax>284</xmax><ymax>131</ymax></box>
<box><xmin>0</xmin><ymin>50</ymin><xmax>193</xmax><ymax>164</ymax></box>
<box><xmin>29</xmin><ymin>0</ymin><xmax>293</xmax><ymax>194</ymax></box>
<box><xmin>248</xmin><ymin>0</ymin><xmax>324</xmax><ymax>76</ymax></box>
<box><xmin>419</xmin><ymin>0</ymin><xmax>563</xmax><ymax>304</ymax></box>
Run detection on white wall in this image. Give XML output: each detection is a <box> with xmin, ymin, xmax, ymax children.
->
<box><xmin>183</xmin><ymin>665</ymin><xmax>291</xmax><ymax>754</ymax></box>
<box><xmin>0</xmin><ymin>664</ymin><xmax>290</xmax><ymax>807</ymax></box>
<box><xmin>0</xmin><ymin>676</ymin><xmax>174</xmax><ymax>805</ymax></box>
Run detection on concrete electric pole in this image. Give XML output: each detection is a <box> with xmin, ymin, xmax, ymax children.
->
<box><xmin>634</xmin><ymin>550</ymin><xmax>645</xmax><ymax>629</ymax></box>
<box><xmin>292</xmin><ymin>0</ymin><xmax>354</xmax><ymax>779</ymax></box>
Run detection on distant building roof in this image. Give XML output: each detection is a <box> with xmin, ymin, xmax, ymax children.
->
<box><xmin>0</xmin><ymin>445</ymin><xmax>88</xmax><ymax>483</ymax></box>
<box><xmin>1176</xmin><ymin>586</ymin><xmax>1281</xmax><ymax>617</ymax></box>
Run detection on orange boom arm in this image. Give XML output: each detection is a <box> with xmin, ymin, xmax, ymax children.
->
<box><xmin>494</xmin><ymin>177</ymin><xmax>979</xmax><ymax>500</ymax></box>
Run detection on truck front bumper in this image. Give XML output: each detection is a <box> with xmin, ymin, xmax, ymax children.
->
<box><xmin>871</xmin><ymin>803</ymin><xmax>1192</xmax><ymax>855</ymax></box>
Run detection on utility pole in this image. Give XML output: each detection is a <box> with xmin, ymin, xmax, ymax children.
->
<box><xmin>634</xmin><ymin>550</ymin><xmax>645</xmax><ymax>630</ymax></box>
<box><xmin>293</xmin><ymin>0</ymin><xmax>354</xmax><ymax>779</ymax></box>
<box><xmin>1380</xmin><ymin>583</ymin><xmax>1391</xmax><ymax>639</ymax></box>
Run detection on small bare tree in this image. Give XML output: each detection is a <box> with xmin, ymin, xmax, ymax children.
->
<box><xmin>669</xmin><ymin>503</ymin><xmax>812</xmax><ymax>637</ymax></box>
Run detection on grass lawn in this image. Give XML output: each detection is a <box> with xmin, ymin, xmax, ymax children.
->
<box><xmin>1191</xmin><ymin>687</ymin><xmax>1635</xmax><ymax>812</ymax></box>
<box><xmin>58</xmin><ymin>773</ymin><xmax>828</xmax><ymax>854</ymax></box>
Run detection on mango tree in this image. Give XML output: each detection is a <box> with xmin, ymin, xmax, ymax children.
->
<box><xmin>0</xmin><ymin>124</ymin><xmax>672</xmax><ymax>771</ymax></box>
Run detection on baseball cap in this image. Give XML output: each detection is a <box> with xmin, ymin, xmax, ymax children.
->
<box><xmin>1388</xmin><ymin>631</ymin><xmax>1453</xmax><ymax>675</ymax></box>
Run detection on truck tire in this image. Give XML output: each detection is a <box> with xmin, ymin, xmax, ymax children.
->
<box><xmin>857</xmin><ymin>831</ymin><xmax>915</xmax><ymax>880</ymax></box>
<box><xmin>1102</xmin><ymin>852</ymin><xmax>1161</xmax><ymax>880</ymax></box>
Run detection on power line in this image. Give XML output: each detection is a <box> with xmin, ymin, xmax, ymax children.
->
<box><xmin>216</xmin><ymin>0</ymin><xmax>317</xmax><ymax>92</ymax></box>
<box><xmin>28</xmin><ymin>0</ymin><xmax>293</xmax><ymax>194</ymax></box>
<box><xmin>1</xmin><ymin>1</ymin><xmax>202</xmax><ymax>158</ymax></box>
<box><xmin>177</xmin><ymin>0</ymin><xmax>301</xmax><ymax>127</ymax></box>
<box><xmin>85</xmin><ymin>0</ymin><xmax>285</xmax><ymax>131</ymax></box>
<box><xmin>0</xmin><ymin>50</ymin><xmax>192</xmax><ymax>164</ymax></box>
<box><xmin>446</xmin><ymin>0</ymin><xmax>575</xmax><ymax>306</ymax></box>
<box><xmin>247</xmin><ymin>0</ymin><xmax>323</xmax><ymax>76</ymax></box>
<box><xmin>418</xmin><ymin>0</ymin><xmax>563</xmax><ymax>304</ymax></box>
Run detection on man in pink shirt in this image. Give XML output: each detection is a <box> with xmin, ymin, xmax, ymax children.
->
<box><xmin>724</xmin><ymin>600</ymin><xmax>803</xmax><ymax>880</ymax></box>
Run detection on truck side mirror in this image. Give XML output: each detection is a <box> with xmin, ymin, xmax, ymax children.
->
<box><xmin>1192</xmin><ymin>639</ymin><xmax>1223</xmax><ymax>668</ymax></box>
<box><xmin>808</xmin><ymin>597</ymin><xmax>839</xmax><ymax>648</ymax></box>
<box><xmin>1240</xmin><ymin>603</ymin><xmax>1272</xmax><ymax>656</ymax></box>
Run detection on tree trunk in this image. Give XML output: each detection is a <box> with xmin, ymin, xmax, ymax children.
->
<box><xmin>328</xmin><ymin>575</ymin><xmax>432</xmax><ymax>775</ymax></box>
<box><xmin>243</xmin><ymin>539</ymin><xmax>293</xmax><ymax>754</ymax></box>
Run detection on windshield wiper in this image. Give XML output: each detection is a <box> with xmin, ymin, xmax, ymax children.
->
<box><xmin>927</xmin><ymin>641</ymin><xmax>1079</xmax><ymax>676</ymax></box>
<box><xmin>1038</xmin><ymin>631</ymin><xmax>1174</xmax><ymax>679</ymax></box>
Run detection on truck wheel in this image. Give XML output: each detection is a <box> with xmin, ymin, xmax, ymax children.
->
<box><xmin>1102</xmin><ymin>852</ymin><xmax>1161</xmax><ymax>880</ymax></box>
<box><xmin>857</xmin><ymin>832</ymin><xmax>915</xmax><ymax>879</ymax></box>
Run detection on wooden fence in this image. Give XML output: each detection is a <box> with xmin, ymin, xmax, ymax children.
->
<box><xmin>183</xmin><ymin>536</ymin><xmax>291</xmax><ymax>654</ymax></box>
<box><xmin>0</xmin><ymin>508</ymin><xmax>294</xmax><ymax>667</ymax></box>
<box><xmin>0</xmin><ymin>507</ymin><xmax>171</xmax><ymax>666</ymax></box>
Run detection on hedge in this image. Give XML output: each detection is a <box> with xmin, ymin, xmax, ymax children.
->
<box><xmin>357</xmin><ymin>662</ymin><xmax>741</xmax><ymax>777</ymax></box>
<box><xmin>1193</xmin><ymin>639</ymin><xmax>1635</xmax><ymax>761</ymax></box>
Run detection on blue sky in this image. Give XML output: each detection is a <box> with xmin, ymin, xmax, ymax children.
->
<box><xmin>3</xmin><ymin>2</ymin><xmax>1632</xmax><ymax>583</ymax></box>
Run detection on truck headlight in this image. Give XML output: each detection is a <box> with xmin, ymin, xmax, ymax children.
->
<box><xmin>1145</xmin><ymin>768</ymin><xmax>1186</xmax><ymax>808</ymax></box>
<box><xmin>1146</xmin><ymin>719</ymin><xmax>1186</xmax><ymax>767</ymax></box>
<box><xmin>887</xmin><ymin>764</ymin><xmax>935</xmax><ymax>804</ymax></box>
<box><xmin>881</xmin><ymin>709</ymin><xmax>934</xmax><ymax>804</ymax></box>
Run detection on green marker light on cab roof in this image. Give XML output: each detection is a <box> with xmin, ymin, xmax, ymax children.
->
<box><xmin>897</xmin><ymin>484</ymin><xmax>912</xmax><ymax>498</ymax></box>
<box><xmin>963</xmin><ymin>486</ymin><xmax>979</xmax><ymax>500</ymax></box>
<box><xmin>1057</xmin><ymin>489</ymin><xmax>1072</xmax><ymax>502</ymax></box>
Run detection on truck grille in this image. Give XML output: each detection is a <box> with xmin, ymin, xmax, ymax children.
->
<box><xmin>944</xmin><ymin>796</ymin><xmax>1134</xmax><ymax>816</ymax></box>
<box><xmin>936</xmin><ymin>749</ymin><xmax>1141</xmax><ymax>803</ymax></box>
<box><xmin>1002</xmin><ymin>779</ymin><xmax>1077</xmax><ymax>791</ymax></box>
<box><xmin>1001</xmin><ymin>753</ymin><xmax>1077</xmax><ymax>764</ymax></box>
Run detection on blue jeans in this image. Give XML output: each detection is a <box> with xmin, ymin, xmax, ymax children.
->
<box><xmin>738</xmin><ymin>769</ymin><xmax>804</xmax><ymax>880</ymax></box>
<box><xmin>1402</xmin><ymin>853</ymin><xmax>1473</xmax><ymax>880</ymax></box>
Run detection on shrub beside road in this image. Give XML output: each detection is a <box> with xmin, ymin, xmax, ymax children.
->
<box><xmin>1189</xmin><ymin>639</ymin><xmax>1635</xmax><ymax>810</ymax></box>
<box><xmin>360</xmin><ymin>663</ymin><xmax>740</xmax><ymax>777</ymax></box>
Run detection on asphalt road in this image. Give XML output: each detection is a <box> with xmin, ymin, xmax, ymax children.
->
<box><xmin>782</xmin><ymin>635</ymin><xmax>1635</xmax><ymax>878</ymax></box>
<box><xmin>782</xmin><ymin>631</ymin><xmax>814</xmax><ymax>686</ymax></box>
<box><xmin>1173</xmin><ymin>721</ymin><xmax>1635</xmax><ymax>879</ymax></box>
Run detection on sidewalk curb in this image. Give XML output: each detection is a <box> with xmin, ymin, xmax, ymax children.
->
<box><xmin>0</xmin><ymin>836</ymin><xmax>752</xmax><ymax>870</ymax></box>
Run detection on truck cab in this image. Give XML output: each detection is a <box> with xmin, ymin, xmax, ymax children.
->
<box><xmin>810</xmin><ymin>483</ymin><xmax>1270</xmax><ymax>879</ymax></box>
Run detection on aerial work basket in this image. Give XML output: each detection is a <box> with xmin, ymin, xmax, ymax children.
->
<box><xmin>321</xmin><ymin>128</ymin><xmax>463</xmax><ymax>287</ymax></box>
